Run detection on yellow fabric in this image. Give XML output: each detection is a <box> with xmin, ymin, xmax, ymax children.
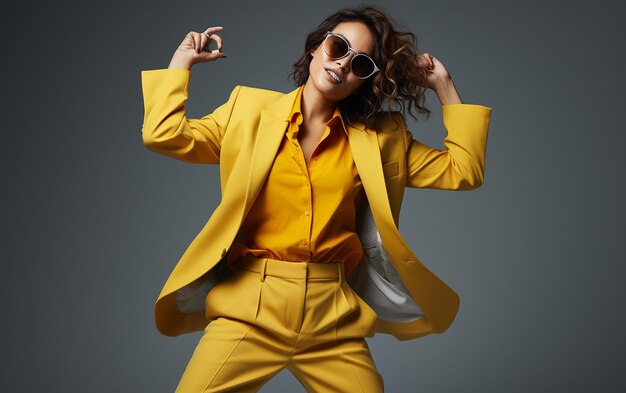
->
<box><xmin>230</xmin><ymin>85</ymin><xmax>365</xmax><ymax>277</ymax></box>
<box><xmin>175</xmin><ymin>256</ymin><xmax>382</xmax><ymax>392</ymax></box>
<box><xmin>140</xmin><ymin>68</ymin><xmax>493</xmax><ymax>340</ymax></box>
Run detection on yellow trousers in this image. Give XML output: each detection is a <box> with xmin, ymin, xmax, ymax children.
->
<box><xmin>174</xmin><ymin>255</ymin><xmax>384</xmax><ymax>392</ymax></box>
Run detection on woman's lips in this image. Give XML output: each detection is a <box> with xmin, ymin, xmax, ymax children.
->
<box><xmin>325</xmin><ymin>69</ymin><xmax>341</xmax><ymax>84</ymax></box>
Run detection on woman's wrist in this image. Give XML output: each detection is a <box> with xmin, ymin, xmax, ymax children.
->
<box><xmin>434</xmin><ymin>78</ymin><xmax>463</xmax><ymax>105</ymax></box>
<box><xmin>168</xmin><ymin>51</ymin><xmax>194</xmax><ymax>70</ymax></box>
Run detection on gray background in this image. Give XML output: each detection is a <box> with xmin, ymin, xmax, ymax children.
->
<box><xmin>2</xmin><ymin>0</ymin><xmax>624</xmax><ymax>391</ymax></box>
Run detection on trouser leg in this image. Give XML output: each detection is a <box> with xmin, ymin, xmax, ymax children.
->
<box><xmin>288</xmin><ymin>337</ymin><xmax>384</xmax><ymax>393</ymax></box>
<box><xmin>174</xmin><ymin>316</ymin><xmax>289</xmax><ymax>393</ymax></box>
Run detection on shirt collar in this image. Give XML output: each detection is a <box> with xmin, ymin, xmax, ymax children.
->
<box><xmin>288</xmin><ymin>85</ymin><xmax>348</xmax><ymax>137</ymax></box>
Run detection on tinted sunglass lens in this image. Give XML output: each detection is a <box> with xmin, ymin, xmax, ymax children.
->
<box><xmin>325</xmin><ymin>35</ymin><xmax>348</xmax><ymax>58</ymax></box>
<box><xmin>352</xmin><ymin>55</ymin><xmax>375</xmax><ymax>78</ymax></box>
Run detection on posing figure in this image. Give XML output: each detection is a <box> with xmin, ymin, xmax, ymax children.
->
<box><xmin>141</xmin><ymin>5</ymin><xmax>492</xmax><ymax>393</ymax></box>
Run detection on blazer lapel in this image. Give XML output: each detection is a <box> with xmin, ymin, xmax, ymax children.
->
<box><xmin>345</xmin><ymin>122</ymin><xmax>399</xmax><ymax>243</ymax></box>
<box><xmin>240</xmin><ymin>86</ymin><xmax>301</xmax><ymax>224</ymax></box>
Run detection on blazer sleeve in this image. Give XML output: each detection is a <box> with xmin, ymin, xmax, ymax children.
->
<box><xmin>403</xmin><ymin>104</ymin><xmax>492</xmax><ymax>190</ymax></box>
<box><xmin>140</xmin><ymin>68</ymin><xmax>241</xmax><ymax>164</ymax></box>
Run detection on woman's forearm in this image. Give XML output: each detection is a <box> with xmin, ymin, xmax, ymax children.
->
<box><xmin>168</xmin><ymin>51</ymin><xmax>194</xmax><ymax>70</ymax></box>
<box><xmin>434</xmin><ymin>78</ymin><xmax>463</xmax><ymax>105</ymax></box>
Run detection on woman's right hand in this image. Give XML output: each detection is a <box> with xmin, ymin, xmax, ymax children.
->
<box><xmin>168</xmin><ymin>26</ymin><xmax>228</xmax><ymax>70</ymax></box>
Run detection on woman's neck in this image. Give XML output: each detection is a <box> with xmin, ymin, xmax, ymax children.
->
<box><xmin>301</xmin><ymin>82</ymin><xmax>339</xmax><ymax>126</ymax></box>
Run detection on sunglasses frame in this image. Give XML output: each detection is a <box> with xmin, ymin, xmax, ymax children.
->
<box><xmin>322</xmin><ymin>31</ymin><xmax>380</xmax><ymax>80</ymax></box>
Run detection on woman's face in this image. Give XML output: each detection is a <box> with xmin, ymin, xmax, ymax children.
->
<box><xmin>307</xmin><ymin>21</ymin><xmax>376</xmax><ymax>102</ymax></box>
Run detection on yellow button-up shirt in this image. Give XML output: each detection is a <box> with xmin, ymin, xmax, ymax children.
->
<box><xmin>230</xmin><ymin>84</ymin><xmax>365</xmax><ymax>276</ymax></box>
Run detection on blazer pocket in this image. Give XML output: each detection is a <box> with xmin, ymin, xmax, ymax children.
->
<box><xmin>382</xmin><ymin>160</ymin><xmax>399</xmax><ymax>178</ymax></box>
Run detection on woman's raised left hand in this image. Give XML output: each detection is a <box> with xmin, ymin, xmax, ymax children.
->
<box><xmin>417</xmin><ymin>53</ymin><xmax>452</xmax><ymax>91</ymax></box>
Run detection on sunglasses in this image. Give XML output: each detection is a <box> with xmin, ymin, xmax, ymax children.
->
<box><xmin>322</xmin><ymin>31</ymin><xmax>380</xmax><ymax>79</ymax></box>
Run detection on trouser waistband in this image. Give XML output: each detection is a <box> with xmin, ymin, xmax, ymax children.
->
<box><xmin>236</xmin><ymin>254</ymin><xmax>346</xmax><ymax>284</ymax></box>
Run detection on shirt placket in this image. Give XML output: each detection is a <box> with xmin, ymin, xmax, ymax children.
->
<box><xmin>287</xmin><ymin>118</ymin><xmax>313</xmax><ymax>261</ymax></box>
<box><xmin>288</xmin><ymin>113</ymin><xmax>336</xmax><ymax>262</ymax></box>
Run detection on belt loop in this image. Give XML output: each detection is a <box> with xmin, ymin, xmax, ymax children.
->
<box><xmin>260</xmin><ymin>258</ymin><xmax>267</xmax><ymax>282</ymax></box>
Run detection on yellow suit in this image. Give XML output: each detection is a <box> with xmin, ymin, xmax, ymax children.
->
<box><xmin>141</xmin><ymin>68</ymin><xmax>492</xmax><ymax>341</ymax></box>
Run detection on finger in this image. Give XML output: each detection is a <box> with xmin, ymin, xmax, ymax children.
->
<box><xmin>200</xmin><ymin>35</ymin><xmax>221</xmax><ymax>52</ymax></box>
<box><xmin>200</xmin><ymin>50</ymin><xmax>227</xmax><ymax>62</ymax></box>
<box><xmin>204</xmin><ymin>27</ymin><xmax>224</xmax><ymax>50</ymax></box>
<box><xmin>211</xmin><ymin>33</ymin><xmax>223</xmax><ymax>52</ymax></box>
<box><xmin>194</xmin><ymin>32</ymin><xmax>203</xmax><ymax>53</ymax></box>
<box><xmin>209</xmin><ymin>48</ymin><xmax>227</xmax><ymax>58</ymax></box>
<box><xmin>417</xmin><ymin>53</ymin><xmax>430</xmax><ymax>68</ymax></box>
<box><xmin>203</xmin><ymin>26</ymin><xmax>224</xmax><ymax>36</ymax></box>
<box><xmin>185</xmin><ymin>32</ymin><xmax>194</xmax><ymax>50</ymax></box>
<box><xmin>422</xmin><ymin>53</ymin><xmax>433</xmax><ymax>69</ymax></box>
<box><xmin>199</xmin><ymin>32</ymin><xmax>209</xmax><ymax>52</ymax></box>
<box><xmin>189</xmin><ymin>33</ymin><xmax>198</xmax><ymax>53</ymax></box>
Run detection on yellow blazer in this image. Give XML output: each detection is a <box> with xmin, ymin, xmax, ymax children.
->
<box><xmin>140</xmin><ymin>68</ymin><xmax>492</xmax><ymax>341</ymax></box>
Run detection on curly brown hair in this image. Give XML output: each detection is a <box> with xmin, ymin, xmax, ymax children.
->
<box><xmin>288</xmin><ymin>4</ymin><xmax>432</xmax><ymax>130</ymax></box>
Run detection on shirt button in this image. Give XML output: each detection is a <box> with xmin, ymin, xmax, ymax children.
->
<box><xmin>305</xmin><ymin>181</ymin><xmax>310</xmax><ymax>187</ymax></box>
<box><xmin>304</xmin><ymin>209</ymin><xmax>310</xmax><ymax>216</ymax></box>
<box><xmin>302</xmin><ymin>240</ymin><xmax>308</xmax><ymax>245</ymax></box>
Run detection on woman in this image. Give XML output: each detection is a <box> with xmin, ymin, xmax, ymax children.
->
<box><xmin>141</xmin><ymin>5</ymin><xmax>492</xmax><ymax>392</ymax></box>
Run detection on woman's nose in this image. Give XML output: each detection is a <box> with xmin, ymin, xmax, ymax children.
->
<box><xmin>335</xmin><ymin>56</ymin><xmax>351</xmax><ymax>73</ymax></box>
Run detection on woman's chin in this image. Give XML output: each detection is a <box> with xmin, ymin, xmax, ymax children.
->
<box><xmin>315</xmin><ymin>77</ymin><xmax>350</xmax><ymax>100</ymax></box>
